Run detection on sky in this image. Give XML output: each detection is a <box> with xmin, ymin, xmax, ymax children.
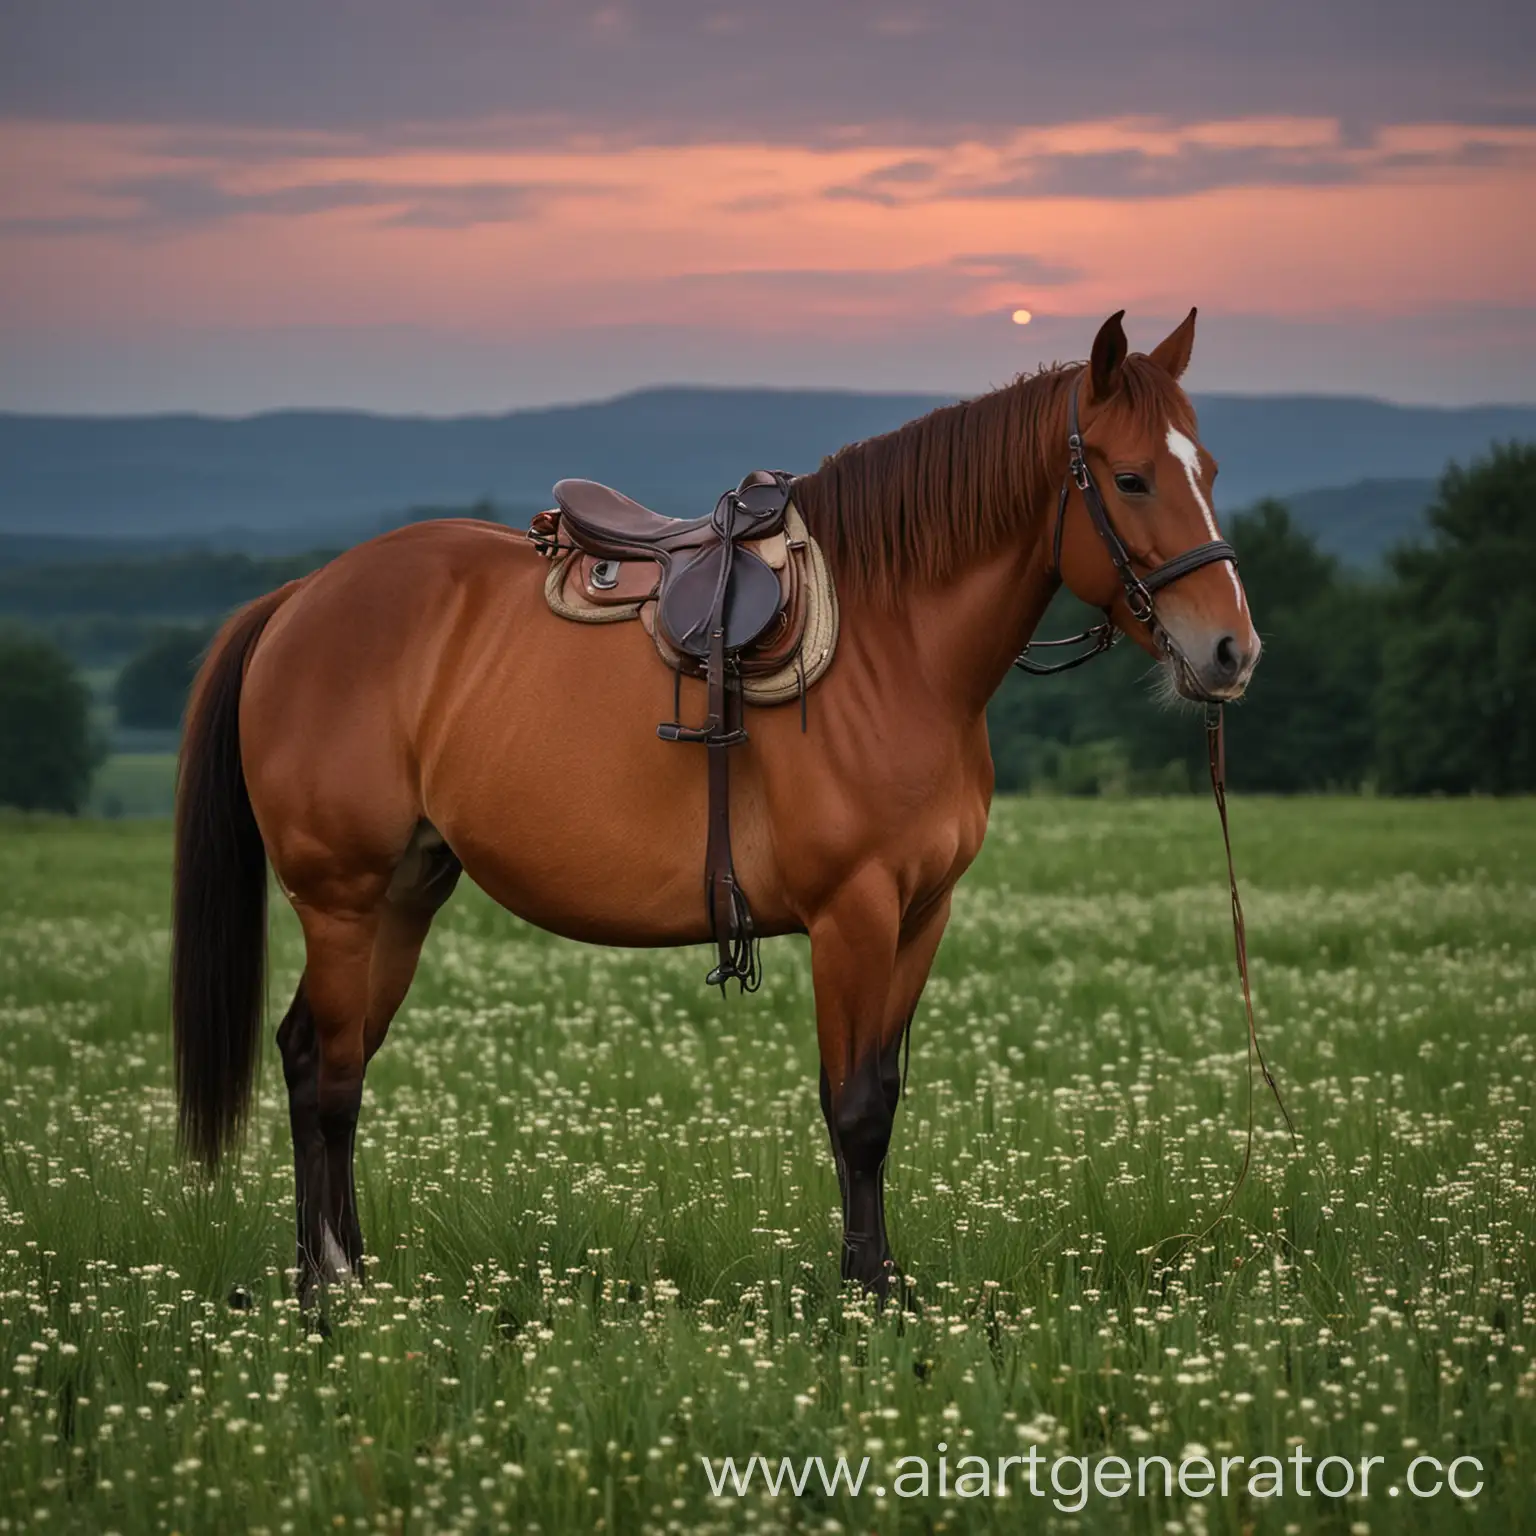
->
<box><xmin>2</xmin><ymin>0</ymin><xmax>1533</xmax><ymax>413</ymax></box>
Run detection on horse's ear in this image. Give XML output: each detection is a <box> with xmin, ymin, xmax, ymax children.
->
<box><xmin>1149</xmin><ymin>307</ymin><xmax>1198</xmax><ymax>380</ymax></box>
<box><xmin>1089</xmin><ymin>310</ymin><xmax>1128</xmax><ymax>401</ymax></box>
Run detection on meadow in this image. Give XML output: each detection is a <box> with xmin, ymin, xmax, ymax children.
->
<box><xmin>0</xmin><ymin>797</ymin><xmax>1533</xmax><ymax>1534</ymax></box>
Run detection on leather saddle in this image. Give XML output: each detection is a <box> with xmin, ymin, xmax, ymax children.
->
<box><xmin>530</xmin><ymin>470</ymin><xmax>801</xmax><ymax>993</ymax></box>
<box><xmin>551</xmin><ymin>473</ymin><xmax>790</xmax><ymax>659</ymax></box>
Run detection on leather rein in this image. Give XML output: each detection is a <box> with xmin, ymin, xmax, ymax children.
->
<box><xmin>1011</xmin><ymin>376</ymin><xmax>1294</xmax><ymax>1242</ymax></box>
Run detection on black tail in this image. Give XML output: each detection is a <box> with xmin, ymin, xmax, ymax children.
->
<box><xmin>172</xmin><ymin>585</ymin><xmax>293</xmax><ymax>1170</ymax></box>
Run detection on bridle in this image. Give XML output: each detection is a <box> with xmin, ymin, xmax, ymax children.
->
<box><xmin>1015</xmin><ymin>375</ymin><xmax>1238</xmax><ymax>682</ymax></box>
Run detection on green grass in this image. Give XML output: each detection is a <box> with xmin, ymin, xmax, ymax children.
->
<box><xmin>85</xmin><ymin>754</ymin><xmax>178</xmax><ymax>819</ymax></box>
<box><xmin>0</xmin><ymin>799</ymin><xmax>1533</xmax><ymax>1534</ymax></box>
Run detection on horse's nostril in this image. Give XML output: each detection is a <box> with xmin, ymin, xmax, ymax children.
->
<box><xmin>1214</xmin><ymin>635</ymin><xmax>1240</xmax><ymax>676</ymax></box>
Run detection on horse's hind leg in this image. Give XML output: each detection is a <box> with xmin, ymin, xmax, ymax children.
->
<box><xmin>275</xmin><ymin>986</ymin><xmax>324</xmax><ymax>1293</ymax></box>
<box><xmin>365</xmin><ymin>831</ymin><xmax>462</xmax><ymax>1064</ymax></box>
<box><xmin>282</xmin><ymin>905</ymin><xmax>381</xmax><ymax>1303</ymax></box>
<box><xmin>278</xmin><ymin>831</ymin><xmax>461</xmax><ymax>1305</ymax></box>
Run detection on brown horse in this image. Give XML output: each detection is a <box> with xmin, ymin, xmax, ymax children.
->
<box><xmin>172</xmin><ymin>309</ymin><xmax>1258</xmax><ymax>1303</ymax></box>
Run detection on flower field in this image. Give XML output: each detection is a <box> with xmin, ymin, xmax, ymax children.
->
<box><xmin>1</xmin><ymin>797</ymin><xmax>1533</xmax><ymax>1534</ymax></box>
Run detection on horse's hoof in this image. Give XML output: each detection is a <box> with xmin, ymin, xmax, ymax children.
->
<box><xmin>846</xmin><ymin>1253</ymin><xmax>916</xmax><ymax>1311</ymax></box>
<box><xmin>295</xmin><ymin>1290</ymin><xmax>333</xmax><ymax>1337</ymax></box>
<box><xmin>293</xmin><ymin>1264</ymin><xmax>323</xmax><ymax>1315</ymax></box>
<box><xmin>875</xmin><ymin>1264</ymin><xmax>920</xmax><ymax>1316</ymax></box>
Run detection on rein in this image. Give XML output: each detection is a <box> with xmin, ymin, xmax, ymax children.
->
<box><xmin>1152</xmin><ymin>702</ymin><xmax>1298</xmax><ymax>1269</ymax></box>
<box><xmin>1012</xmin><ymin>377</ymin><xmax>1294</xmax><ymax>1256</ymax></box>
<box><xmin>1207</xmin><ymin>701</ymin><xmax>1295</xmax><ymax>1148</ymax></box>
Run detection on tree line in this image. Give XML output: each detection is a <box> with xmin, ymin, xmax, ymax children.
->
<box><xmin>1</xmin><ymin>444</ymin><xmax>1532</xmax><ymax>812</ymax></box>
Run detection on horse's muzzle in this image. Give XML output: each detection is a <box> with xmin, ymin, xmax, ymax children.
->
<box><xmin>1167</xmin><ymin>630</ymin><xmax>1260</xmax><ymax>702</ymax></box>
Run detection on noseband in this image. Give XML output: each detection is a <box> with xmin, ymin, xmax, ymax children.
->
<box><xmin>1015</xmin><ymin>377</ymin><xmax>1237</xmax><ymax>677</ymax></box>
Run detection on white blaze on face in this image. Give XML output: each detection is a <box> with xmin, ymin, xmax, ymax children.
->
<box><xmin>1164</xmin><ymin>423</ymin><xmax>1248</xmax><ymax>614</ymax></box>
<box><xmin>1164</xmin><ymin>425</ymin><xmax>1219</xmax><ymax>539</ymax></box>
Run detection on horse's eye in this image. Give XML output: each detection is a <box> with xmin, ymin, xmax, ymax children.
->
<box><xmin>1114</xmin><ymin>472</ymin><xmax>1150</xmax><ymax>497</ymax></box>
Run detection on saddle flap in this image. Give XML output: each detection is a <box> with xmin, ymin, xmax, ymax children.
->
<box><xmin>738</xmin><ymin>548</ymin><xmax>807</xmax><ymax>674</ymax></box>
<box><xmin>657</xmin><ymin>546</ymin><xmax>783</xmax><ymax>659</ymax></box>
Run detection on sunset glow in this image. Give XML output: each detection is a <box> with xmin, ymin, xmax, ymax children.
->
<box><xmin>2</xmin><ymin>2</ymin><xmax>1532</xmax><ymax>410</ymax></box>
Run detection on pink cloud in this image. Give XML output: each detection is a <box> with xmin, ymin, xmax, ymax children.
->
<box><xmin>0</xmin><ymin>114</ymin><xmax>1532</xmax><ymax>403</ymax></box>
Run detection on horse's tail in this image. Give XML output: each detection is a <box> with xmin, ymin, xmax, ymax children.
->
<box><xmin>172</xmin><ymin>582</ymin><xmax>296</xmax><ymax>1170</ymax></box>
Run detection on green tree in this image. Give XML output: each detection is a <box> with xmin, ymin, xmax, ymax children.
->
<box><xmin>114</xmin><ymin>625</ymin><xmax>212</xmax><ymax>730</ymax></box>
<box><xmin>0</xmin><ymin>625</ymin><xmax>103</xmax><ymax>813</ymax></box>
<box><xmin>1376</xmin><ymin>444</ymin><xmax>1536</xmax><ymax>793</ymax></box>
<box><xmin>987</xmin><ymin>501</ymin><xmax>1384</xmax><ymax>793</ymax></box>
<box><xmin>1221</xmin><ymin>502</ymin><xmax>1382</xmax><ymax>792</ymax></box>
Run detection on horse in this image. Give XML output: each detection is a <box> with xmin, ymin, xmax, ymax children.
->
<box><xmin>172</xmin><ymin>308</ymin><xmax>1259</xmax><ymax>1304</ymax></box>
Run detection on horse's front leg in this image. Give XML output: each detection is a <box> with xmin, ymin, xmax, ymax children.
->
<box><xmin>810</xmin><ymin>878</ymin><xmax>952</xmax><ymax>1298</ymax></box>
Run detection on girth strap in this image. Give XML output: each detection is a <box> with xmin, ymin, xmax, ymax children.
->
<box><xmin>655</xmin><ymin>481</ymin><xmax>774</xmax><ymax>993</ymax></box>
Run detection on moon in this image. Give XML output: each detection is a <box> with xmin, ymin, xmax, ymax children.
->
<box><xmin>1011</xmin><ymin>309</ymin><xmax>1033</xmax><ymax>326</ymax></box>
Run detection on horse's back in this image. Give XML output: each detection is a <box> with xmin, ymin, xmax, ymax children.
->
<box><xmin>244</xmin><ymin>518</ymin><xmax>541</xmax><ymax>746</ymax></box>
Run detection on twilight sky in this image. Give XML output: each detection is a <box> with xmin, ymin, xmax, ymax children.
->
<box><xmin>2</xmin><ymin>0</ymin><xmax>1533</xmax><ymax>413</ymax></box>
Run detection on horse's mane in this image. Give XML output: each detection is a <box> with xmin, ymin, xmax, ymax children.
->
<box><xmin>792</xmin><ymin>356</ymin><xmax>1195</xmax><ymax>603</ymax></box>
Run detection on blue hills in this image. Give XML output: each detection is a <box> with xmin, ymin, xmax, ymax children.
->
<box><xmin>2</xmin><ymin>386</ymin><xmax>1533</xmax><ymax>566</ymax></box>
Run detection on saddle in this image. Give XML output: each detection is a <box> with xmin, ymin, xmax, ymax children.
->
<box><xmin>553</xmin><ymin>472</ymin><xmax>791</xmax><ymax>660</ymax></box>
<box><xmin>529</xmin><ymin>471</ymin><xmax>837</xmax><ymax>992</ymax></box>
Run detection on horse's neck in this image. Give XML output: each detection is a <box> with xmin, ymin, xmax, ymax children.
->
<box><xmin>842</xmin><ymin>515</ymin><xmax>1059</xmax><ymax>722</ymax></box>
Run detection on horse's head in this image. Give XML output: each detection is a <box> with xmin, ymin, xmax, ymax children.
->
<box><xmin>1055</xmin><ymin>309</ymin><xmax>1260</xmax><ymax>702</ymax></box>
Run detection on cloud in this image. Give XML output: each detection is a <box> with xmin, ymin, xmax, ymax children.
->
<box><xmin>7</xmin><ymin>305</ymin><xmax>1535</xmax><ymax>414</ymax></box>
<box><xmin>665</xmin><ymin>256</ymin><xmax>1081</xmax><ymax>295</ymax></box>
<box><xmin>946</xmin><ymin>253</ymin><xmax>1083</xmax><ymax>286</ymax></box>
<box><xmin>824</xmin><ymin>134</ymin><xmax>1535</xmax><ymax>205</ymax></box>
<box><xmin>638</xmin><ymin>255</ymin><xmax>1084</xmax><ymax>325</ymax></box>
<box><xmin>0</xmin><ymin>171</ymin><xmax>594</xmax><ymax>235</ymax></box>
<box><xmin>824</xmin><ymin>157</ymin><xmax>942</xmax><ymax>206</ymax></box>
<box><xmin>17</xmin><ymin>125</ymin><xmax>1514</xmax><ymax>246</ymax></box>
<box><xmin>1</xmin><ymin>0</ymin><xmax>1531</xmax><ymax>145</ymax></box>
<box><xmin>866</xmin><ymin>158</ymin><xmax>939</xmax><ymax>186</ymax></box>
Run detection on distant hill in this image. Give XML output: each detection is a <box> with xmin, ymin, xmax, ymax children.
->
<box><xmin>0</xmin><ymin>507</ymin><xmax>516</xmax><ymax>568</ymax></box>
<box><xmin>0</xmin><ymin>388</ymin><xmax>951</xmax><ymax>541</ymax></box>
<box><xmin>0</xmin><ymin>386</ymin><xmax>1530</xmax><ymax>563</ymax></box>
<box><xmin>1280</xmin><ymin>478</ymin><xmax>1439</xmax><ymax>567</ymax></box>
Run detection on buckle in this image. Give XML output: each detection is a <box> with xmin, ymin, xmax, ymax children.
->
<box><xmin>657</xmin><ymin>719</ymin><xmax>715</xmax><ymax>744</ymax></box>
<box><xmin>657</xmin><ymin>720</ymin><xmax>748</xmax><ymax>747</ymax></box>
<box><xmin>1067</xmin><ymin>433</ymin><xmax>1090</xmax><ymax>491</ymax></box>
